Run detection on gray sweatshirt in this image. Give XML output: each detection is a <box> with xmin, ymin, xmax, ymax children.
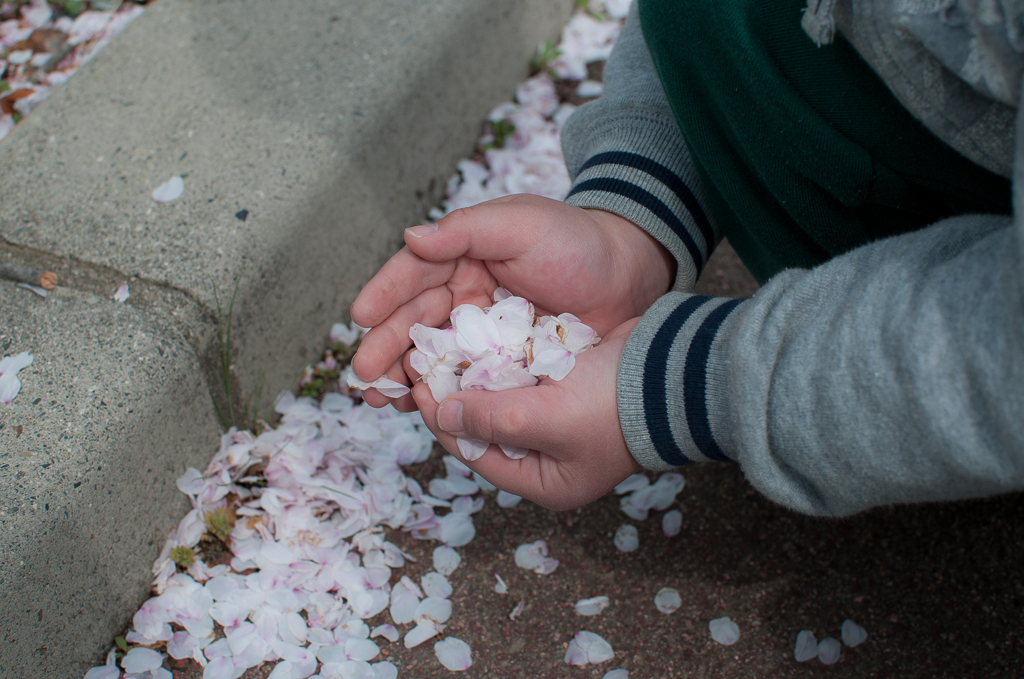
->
<box><xmin>561</xmin><ymin>0</ymin><xmax>1024</xmax><ymax>516</ymax></box>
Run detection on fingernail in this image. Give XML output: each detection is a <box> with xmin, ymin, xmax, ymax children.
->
<box><xmin>406</xmin><ymin>224</ymin><xmax>439</xmax><ymax>238</ymax></box>
<box><xmin>437</xmin><ymin>399</ymin><xmax>463</xmax><ymax>434</ymax></box>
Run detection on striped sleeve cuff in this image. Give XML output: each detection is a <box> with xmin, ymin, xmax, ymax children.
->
<box><xmin>617</xmin><ymin>292</ymin><xmax>749</xmax><ymax>470</ymax></box>
<box><xmin>561</xmin><ymin>107</ymin><xmax>719</xmax><ymax>292</ymax></box>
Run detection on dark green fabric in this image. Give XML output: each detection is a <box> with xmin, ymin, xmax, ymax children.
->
<box><xmin>638</xmin><ymin>0</ymin><xmax>1012</xmax><ymax>283</ymax></box>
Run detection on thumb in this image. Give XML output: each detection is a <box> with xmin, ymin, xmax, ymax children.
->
<box><xmin>436</xmin><ymin>384</ymin><xmax>566</xmax><ymax>454</ymax></box>
<box><xmin>403</xmin><ymin>196</ymin><xmax>543</xmax><ymax>263</ymax></box>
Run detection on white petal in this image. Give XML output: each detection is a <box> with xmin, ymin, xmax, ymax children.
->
<box><xmin>817</xmin><ymin>637</ymin><xmax>841</xmax><ymax>665</ymax></box>
<box><xmin>421</xmin><ymin>572</ymin><xmax>453</xmax><ymax>599</ymax></box>
<box><xmin>345</xmin><ymin>372</ymin><xmax>410</xmax><ymax>398</ymax></box>
<box><xmin>345</xmin><ymin>637</ymin><xmax>380</xmax><ymax>662</ymax></box>
<box><xmin>432</xmin><ymin>546</ymin><xmax>461</xmax><ymax>576</ymax></box>
<box><xmin>574</xmin><ymin>595</ymin><xmax>610</xmax><ymax>616</ymax></box>
<box><xmin>496</xmin><ymin>491</ymin><xmax>522</xmax><ymax>507</ymax></box>
<box><xmin>84</xmin><ymin>668</ymin><xmax>121</xmax><ymax>679</ymax></box>
<box><xmin>121</xmin><ymin>647</ymin><xmax>165</xmax><ymax>672</ymax></box>
<box><xmin>403</xmin><ymin>621</ymin><xmax>441</xmax><ymax>648</ymax></box>
<box><xmin>564</xmin><ymin>638</ymin><xmax>588</xmax><ymax>666</ymax></box>
<box><xmin>653</xmin><ymin>587</ymin><xmax>681</xmax><ymax>614</ymax></box>
<box><xmin>794</xmin><ymin>630</ymin><xmax>818</xmax><ymax>662</ymax></box>
<box><xmin>389</xmin><ymin>582</ymin><xmax>420</xmax><ymax>625</ymax></box>
<box><xmin>437</xmin><ymin>511</ymin><xmax>475</xmax><ymax>546</ymax></box>
<box><xmin>434</xmin><ymin>637</ymin><xmax>472</xmax><ymax>671</ymax></box>
<box><xmin>372</xmin><ymin>660</ymin><xmax>399</xmax><ymax>679</ymax></box>
<box><xmin>841</xmin><ymin>619</ymin><xmax>868</xmax><ymax>647</ymax></box>
<box><xmin>613</xmin><ymin>525</ymin><xmax>638</xmax><ymax>552</ymax></box>
<box><xmin>0</xmin><ymin>351</ymin><xmax>32</xmax><ymax>376</ymax></box>
<box><xmin>602</xmin><ymin>671</ymin><xmax>629</xmax><ymax>679</ymax></box>
<box><xmin>708</xmin><ymin>617</ymin><xmax>740</xmax><ymax>646</ymax></box>
<box><xmin>499</xmin><ymin>444</ymin><xmax>529</xmax><ymax>459</ymax></box>
<box><xmin>494</xmin><ymin>573</ymin><xmax>508</xmax><ymax>594</ymax></box>
<box><xmin>152</xmin><ymin>175</ymin><xmax>184</xmax><ymax>202</ymax></box>
<box><xmin>456</xmin><ymin>437</ymin><xmax>489</xmax><ymax>462</ymax></box>
<box><xmin>576</xmin><ymin>79</ymin><xmax>604</xmax><ymax>97</ymax></box>
<box><xmin>0</xmin><ymin>373</ymin><xmax>22</xmax><ymax>404</ymax></box>
<box><xmin>415</xmin><ymin>596</ymin><xmax>452</xmax><ymax>623</ymax></box>
<box><xmin>113</xmin><ymin>283</ymin><xmax>130</xmax><ymax>302</ymax></box>
<box><xmin>370</xmin><ymin>624</ymin><xmax>399</xmax><ymax>642</ymax></box>
<box><xmin>613</xmin><ymin>474</ymin><xmax>649</xmax><ymax>494</ymax></box>
<box><xmin>662</xmin><ymin>510</ymin><xmax>682</xmax><ymax>537</ymax></box>
<box><xmin>514</xmin><ymin>541</ymin><xmax>559</xmax><ymax>574</ymax></box>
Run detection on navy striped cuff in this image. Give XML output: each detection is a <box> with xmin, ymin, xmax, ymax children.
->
<box><xmin>618</xmin><ymin>292</ymin><xmax>748</xmax><ymax>469</ymax></box>
<box><xmin>564</xmin><ymin>150</ymin><xmax>718</xmax><ymax>293</ymax></box>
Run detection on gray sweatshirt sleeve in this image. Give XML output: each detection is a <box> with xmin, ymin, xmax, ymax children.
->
<box><xmin>619</xmin><ymin>137</ymin><xmax>1024</xmax><ymax>517</ymax></box>
<box><xmin>560</xmin><ymin>2</ymin><xmax>719</xmax><ymax>293</ymax></box>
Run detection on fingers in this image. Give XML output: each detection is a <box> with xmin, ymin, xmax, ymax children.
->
<box><xmin>359</xmin><ymin>357</ymin><xmax>416</xmax><ymax>411</ymax></box>
<box><xmin>435</xmin><ymin>386</ymin><xmax>568</xmax><ymax>453</ymax></box>
<box><xmin>403</xmin><ymin>195</ymin><xmax>555</xmax><ymax>265</ymax></box>
<box><xmin>351</xmin><ymin>247</ymin><xmax>456</xmax><ymax>328</ymax></box>
<box><xmin>351</xmin><ymin>285</ymin><xmax>453</xmax><ymax>382</ymax></box>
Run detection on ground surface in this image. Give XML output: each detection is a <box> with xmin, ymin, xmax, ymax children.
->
<box><xmin>166</xmin><ymin>244</ymin><xmax>1024</xmax><ymax>679</ymax></box>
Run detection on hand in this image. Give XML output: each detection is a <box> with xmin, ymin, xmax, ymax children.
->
<box><xmin>406</xmin><ymin>318</ymin><xmax>643</xmax><ymax>511</ymax></box>
<box><xmin>350</xmin><ymin>194</ymin><xmax>674</xmax><ymax>409</ymax></box>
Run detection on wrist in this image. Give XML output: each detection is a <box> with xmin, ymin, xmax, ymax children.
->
<box><xmin>587</xmin><ymin>209</ymin><xmax>676</xmax><ymax>312</ymax></box>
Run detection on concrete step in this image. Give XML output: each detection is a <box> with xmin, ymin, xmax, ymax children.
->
<box><xmin>0</xmin><ymin>0</ymin><xmax>572</xmax><ymax>676</ymax></box>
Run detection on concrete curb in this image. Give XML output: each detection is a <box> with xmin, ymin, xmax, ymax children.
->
<box><xmin>0</xmin><ymin>0</ymin><xmax>572</xmax><ymax>675</ymax></box>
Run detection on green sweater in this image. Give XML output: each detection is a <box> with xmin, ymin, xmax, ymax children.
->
<box><xmin>637</xmin><ymin>0</ymin><xmax>1010</xmax><ymax>283</ymax></box>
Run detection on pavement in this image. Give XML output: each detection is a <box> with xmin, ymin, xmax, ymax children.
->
<box><xmin>0</xmin><ymin>1</ymin><xmax>572</xmax><ymax>676</ymax></box>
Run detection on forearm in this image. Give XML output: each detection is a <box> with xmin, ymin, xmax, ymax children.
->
<box><xmin>619</xmin><ymin>213</ymin><xmax>1024</xmax><ymax>516</ymax></box>
<box><xmin>560</xmin><ymin>1</ymin><xmax>718</xmax><ymax>293</ymax></box>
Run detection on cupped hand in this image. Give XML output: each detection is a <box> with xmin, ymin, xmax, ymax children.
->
<box><xmin>350</xmin><ymin>194</ymin><xmax>674</xmax><ymax>409</ymax></box>
<box><xmin>406</xmin><ymin>318</ymin><xmax>643</xmax><ymax>512</ymax></box>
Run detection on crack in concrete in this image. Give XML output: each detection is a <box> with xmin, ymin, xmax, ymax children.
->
<box><xmin>0</xmin><ymin>237</ymin><xmax>247</xmax><ymax>424</ymax></box>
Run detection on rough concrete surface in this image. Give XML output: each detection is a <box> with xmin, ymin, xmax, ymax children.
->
<box><xmin>0</xmin><ymin>1</ymin><xmax>573</xmax><ymax>676</ymax></box>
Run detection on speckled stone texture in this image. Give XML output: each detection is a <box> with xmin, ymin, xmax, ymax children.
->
<box><xmin>0</xmin><ymin>0</ymin><xmax>572</xmax><ymax>676</ymax></box>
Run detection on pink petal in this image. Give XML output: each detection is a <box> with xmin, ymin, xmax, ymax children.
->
<box><xmin>499</xmin><ymin>444</ymin><xmax>529</xmax><ymax>460</ymax></box>
<box><xmin>654</xmin><ymin>587</ymin><xmax>681</xmax><ymax>614</ymax></box>
<box><xmin>794</xmin><ymin>630</ymin><xmax>817</xmax><ymax>662</ymax></box>
<box><xmin>121</xmin><ymin>647</ymin><xmax>165</xmax><ymax>673</ymax></box>
<box><xmin>574</xmin><ymin>596</ymin><xmax>610</xmax><ymax>616</ymax></box>
<box><xmin>662</xmin><ymin>509</ymin><xmax>682</xmax><ymax>537</ymax></box>
<box><xmin>456</xmin><ymin>437</ymin><xmax>489</xmax><ymax>462</ymax></box>
<box><xmin>434</xmin><ymin>637</ymin><xmax>472</xmax><ymax>671</ymax></box>
<box><xmin>432</xmin><ymin>545</ymin><xmax>461</xmax><ymax>576</ymax></box>
<box><xmin>0</xmin><ymin>373</ymin><xmax>22</xmax><ymax>404</ymax></box>
<box><xmin>113</xmin><ymin>283</ymin><xmax>129</xmax><ymax>302</ymax></box>
<box><xmin>841</xmin><ymin>619</ymin><xmax>868</xmax><ymax>647</ymax></box>
<box><xmin>613</xmin><ymin>524</ymin><xmax>638</xmax><ymax>552</ymax></box>
<box><xmin>818</xmin><ymin>637</ymin><xmax>842</xmax><ymax>664</ymax></box>
<box><xmin>84</xmin><ymin>667</ymin><xmax>121</xmax><ymax>679</ymax></box>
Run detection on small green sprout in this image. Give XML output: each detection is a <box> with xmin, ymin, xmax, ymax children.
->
<box><xmin>488</xmin><ymin>119</ymin><xmax>516</xmax><ymax>150</ymax></box>
<box><xmin>115</xmin><ymin>636</ymin><xmax>129</xmax><ymax>654</ymax></box>
<box><xmin>531</xmin><ymin>40</ymin><xmax>561</xmax><ymax>73</ymax></box>
<box><xmin>170</xmin><ymin>545</ymin><xmax>196</xmax><ymax>568</ymax></box>
<box><xmin>205</xmin><ymin>507</ymin><xmax>234</xmax><ymax>544</ymax></box>
<box><xmin>0</xmin><ymin>80</ymin><xmax>9</xmax><ymax>95</ymax></box>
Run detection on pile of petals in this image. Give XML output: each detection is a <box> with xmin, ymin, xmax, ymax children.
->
<box><xmin>406</xmin><ymin>288</ymin><xmax>599</xmax><ymax>461</ymax></box>
<box><xmin>427</xmin><ymin>1</ymin><xmax>627</xmax><ymax>218</ymax></box>
<box><xmin>1</xmin><ymin>0</ymin><xmax>146</xmax><ymax>141</ymax></box>
<box><xmin>83</xmin><ymin>372</ymin><xmax>493</xmax><ymax>679</ymax></box>
<box><xmin>0</xmin><ymin>350</ymin><xmax>31</xmax><ymax>403</ymax></box>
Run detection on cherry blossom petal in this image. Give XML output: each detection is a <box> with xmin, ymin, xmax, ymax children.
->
<box><xmin>167</xmin><ymin>631</ymin><xmax>200</xmax><ymax>660</ymax></box>
<box><xmin>432</xmin><ymin>546</ymin><xmax>461</xmax><ymax>576</ymax></box>
<box><xmin>434</xmin><ymin>637</ymin><xmax>472</xmax><ymax>671</ymax></box>
<box><xmin>113</xmin><ymin>283</ymin><xmax>130</xmax><ymax>302</ymax></box>
<box><xmin>436</xmin><ymin>511</ymin><xmax>475</xmax><ymax>546</ymax></box>
<box><xmin>653</xmin><ymin>587</ymin><xmax>681</xmax><ymax>614</ymax></box>
<box><xmin>0</xmin><ymin>373</ymin><xmax>22</xmax><ymax>404</ymax></box>
<box><xmin>574</xmin><ymin>595</ymin><xmax>610</xmax><ymax>616</ymax></box>
<box><xmin>514</xmin><ymin>540</ymin><xmax>558</xmax><ymax>574</ymax></box>
<box><xmin>528</xmin><ymin>338</ymin><xmax>574</xmax><ymax>380</ymax></box>
<box><xmin>84</xmin><ymin>667</ymin><xmax>121</xmax><ymax>679</ymax></box>
<box><xmin>494</xmin><ymin>574</ymin><xmax>508</xmax><ymax>594</ymax></box>
<box><xmin>421</xmin><ymin>572</ymin><xmax>452</xmax><ymax>599</ymax></box>
<box><xmin>371</xmin><ymin>624</ymin><xmax>399</xmax><ymax>642</ymax></box>
<box><xmin>794</xmin><ymin>630</ymin><xmax>818</xmax><ymax>662</ymax></box>
<box><xmin>818</xmin><ymin>637</ymin><xmax>841</xmax><ymax>665</ymax></box>
<box><xmin>452</xmin><ymin>305</ymin><xmax>503</xmax><ymax>359</ymax></box>
<box><xmin>403</xmin><ymin>620</ymin><xmax>442</xmax><ymax>648</ymax></box>
<box><xmin>708</xmin><ymin>617</ymin><xmax>740</xmax><ymax>646</ymax></box>
<box><xmin>152</xmin><ymin>175</ymin><xmax>184</xmax><ymax>202</ymax></box>
<box><xmin>121</xmin><ymin>647</ymin><xmax>165</xmax><ymax>673</ymax></box>
<box><xmin>564</xmin><ymin>630</ymin><xmax>614</xmax><ymax>666</ymax></box>
<box><xmin>372</xmin><ymin>661</ymin><xmax>398</xmax><ymax>679</ymax></box>
<box><xmin>613</xmin><ymin>524</ymin><xmax>638</xmax><ymax>552</ymax></box>
<box><xmin>456</xmin><ymin>437</ymin><xmax>489</xmax><ymax>462</ymax></box>
<box><xmin>613</xmin><ymin>474</ymin><xmax>649</xmax><ymax>494</ymax></box>
<box><xmin>662</xmin><ymin>509</ymin><xmax>682</xmax><ymax>537</ymax></box>
<box><xmin>345</xmin><ymin>372</ymin><xmax>410</xmax><ymax>398</ymax></box>
<box><xmin>841</xmin><ymin>619</ymin><xmax>868</xmax><ymax>647</ymax></box>
<box><xmin>499</xmin><ymin>444</ymin><xmax>529</xmax><ymax>460</ymax></box>
<box><xmin>415</xmin><ymin>596</ymin><xmax>452</xmax><ymax>623</ymax></box>
<box><xmin>496</xmin><ymin>491</ymin><xmax>521</xmax><ymax>507</ymax></box>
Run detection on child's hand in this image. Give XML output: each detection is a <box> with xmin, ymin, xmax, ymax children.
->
<box><xmin>407</xmin><ymin>318</ymin><xmax>643</xmax><ymax>511</ymax></box>
<box><xmin>350</xmin><ymin>194</ymin><xmax>674</xmax><ymax>408</ymax></box>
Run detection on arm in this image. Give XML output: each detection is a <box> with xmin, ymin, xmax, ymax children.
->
<box><xmin>560</xmin><ymin>0</ymin><xmax>719</xmax><ymax>293</ymax></box>
<box><xmin>621</xmin><ymin>205</ymin><xmax>1024</xmax><ymax>516</ymax></box>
